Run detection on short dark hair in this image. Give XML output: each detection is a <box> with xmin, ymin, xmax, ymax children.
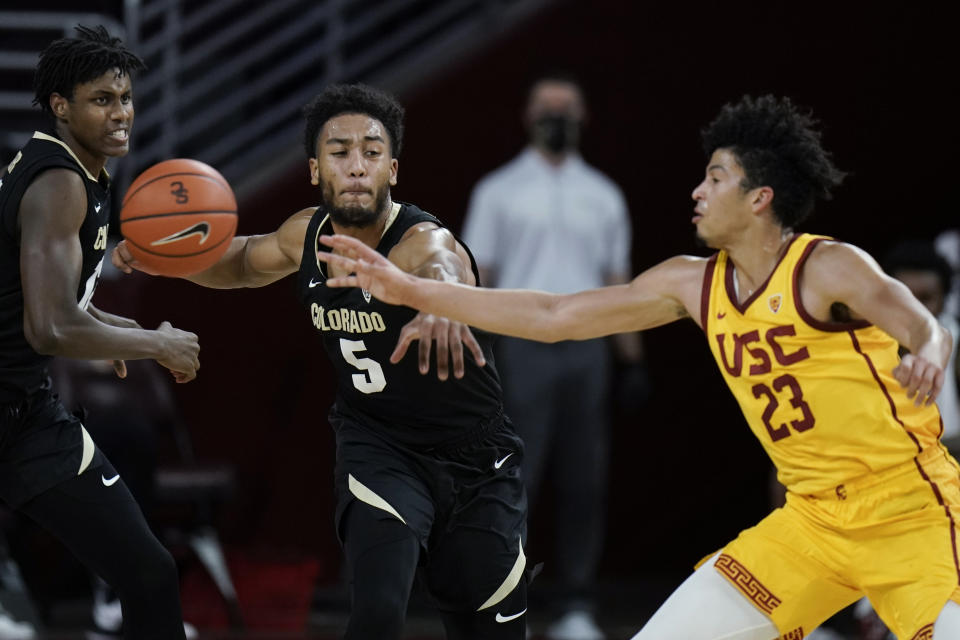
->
<box><xmin>33</xmin><ymin>25</ymin><xmax>145</xmax><ymax>118</ymax></box>
<box><xmin>526</xmin><ymin>70</ymin><xmax>583</xmax><ymax>99</ymax></box>
<box><xmin>302</xmin><ymin>83</ymin><xmax>405</xmax><ymax>159</ymax></box>
<box><xmin>882</xmin><ymin>240</ymin><xmax>953</xmax><ymax>295</ymax></box>
<box><xmin>700</xmin><ymin>95</ymin><xmax>845</xmax><ymax>228</ymax></box>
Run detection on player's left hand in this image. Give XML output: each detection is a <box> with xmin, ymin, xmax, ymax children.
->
<box><xmin>391</xmin><ymin>312</ymin><xmax>485</xmax><ymax>380</ymax></box>
<box><xmin>893</xmin><ymin>352</ymin><xmax>944</xmax><ymax>406</ymax></box>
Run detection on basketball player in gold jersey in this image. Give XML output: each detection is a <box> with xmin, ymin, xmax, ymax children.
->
<box><xmin>316</xmin><ymin>94</ymin><xmax>960</xmax><ymax>639</ymax></box>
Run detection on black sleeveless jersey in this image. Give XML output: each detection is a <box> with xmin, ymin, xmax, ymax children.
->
<box><xmin>297</xmin><ymin>201</ymin><xmax>504</xmax><ymax>448</ymax></box>
<box><xmin>0</xmin><ymin>132</ymin><xmax>112</xmax><ymax>401</ymax></box>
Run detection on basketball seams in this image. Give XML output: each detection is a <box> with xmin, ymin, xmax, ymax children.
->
<box><xmin>121</xmin><ymin>172</ymin><xmax>233</xmax><ymax>209</ymax></box>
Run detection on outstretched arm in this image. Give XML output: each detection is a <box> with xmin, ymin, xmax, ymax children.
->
<box><xmin>801</xmin><ymin>240</ymin><xmax>952</xmax><ymax>405</ymax></box>
<box><xmin>318</xmin><ymin>233</ymin><xmax>705</xmax><ymax>342</ymax></box>
<box><xmin>113</xmin><ymin>208</ymin><xmax>311</xmax><ymax>288</ymax></box>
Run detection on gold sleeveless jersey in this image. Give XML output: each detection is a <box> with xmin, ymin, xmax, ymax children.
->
<box><xmin>701</xmin><ymin>233</ymin><xmax>944</xmax><ymax>494</ymax></box>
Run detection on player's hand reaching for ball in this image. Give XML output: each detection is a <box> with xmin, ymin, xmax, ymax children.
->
<box><xmin>154</xmin><ymin>321</ymin><xmax>201</xmax><ymax>383</ymax></box>
<box><xmin>111</xmin><ymin>239</ymin><xmax>154</xmax><ymax>275</ymax></box>
<box><xmin>392</xmin><ymin>313</ymin><xmax>486</xmax><ymax>381</ymax></box>
<box><xmin>317</xmin><ymin>234</ymin><xmax>412</xmax><ymax>305</ymax></box>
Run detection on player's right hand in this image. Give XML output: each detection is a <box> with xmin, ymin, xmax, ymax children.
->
<box><xmin>154</xmin><ymin>320</ymin><xmax>200</xmax><ymax>383</ymax></box>
<box><xmin>893</xmin><ymin>352</ymin><xmax>944</xmax><ymax>406</ymax></box>
<box><xmin>111</xmin><ymin>239</ymin><xmax>155</xmax><ymax>274</ymax></box>
<box><xmin>391</xmin><ymin>312</ymin><xmax>486</xmax><ymax>380</ymax></box>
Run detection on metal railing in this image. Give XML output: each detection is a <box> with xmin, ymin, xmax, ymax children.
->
<box><xmin>0</xmin><ymin>1</ymin><xmax>556</xmax><ymax>196</ymax></box>
<box><xmin>0</xmin><ymin>11</ymin><xmax>125</xmax><ymax>156</ymax></box>
<box><xmin>123</xmin><ymin>0</ymin><xmax>555</xmax><ymax>197</ymax></box>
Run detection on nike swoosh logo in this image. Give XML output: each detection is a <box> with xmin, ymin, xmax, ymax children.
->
<box><xmin>102</xmin><ymin>474</ymin><xmax>120</xmax><ymax>487</ymax></box>
<box><xmin>717</xmin><ymin>312</ymin><xmax>726</xmax><ymax>319</ymax></box>
<box><xmin>308</xmin><ymin>278</ymin><xmax>322</xmax><ymax>288</ymax></box>
<box><xmin>494</xmin><ymin>453</ymin><xmax>513</xmax><ymax>469</ymax></box>
<box><xmin>495</xmin><ymin>608</ymin><xmax>526</xmax><ymax>623</ymax></box>
<box><xmin>150</xmin><ymin>222</ymin><xmax>211</xmax><ymax>246</ymax></box>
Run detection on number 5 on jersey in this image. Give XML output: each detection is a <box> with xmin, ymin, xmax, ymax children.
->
<box><xmin>340</xmin><ymin>339</ymin><xmax>386</xmax><ymax>393</ymax></box>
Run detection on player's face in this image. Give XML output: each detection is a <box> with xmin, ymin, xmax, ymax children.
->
<box><xmin>691</xmin><ymin>149</ymin><xmax>755</xmax><ymax>248</ymax></box>
<box><xmin>52</xmin><ymin>68</ymin><xmax>134</xmax><ymax>169</ymax></box>
<box><xmin>525</xmin><ymin>81</ymin><xmax>585</xmax><ymax>123</ymax></box>
<box><xmin>310</xmin><ymin>113</ymin><xmax>398</xmax><ymax>228</ymax></box>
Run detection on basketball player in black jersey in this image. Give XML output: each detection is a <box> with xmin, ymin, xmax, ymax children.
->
<box><xmin>113</xmin><ymin>83</ymin><xmax>530</xmax><ymax>639</ymax></box>
<box><xmin>0</xmin><ymin>26</ymin><xmax>199</xmax><ymax>639</ymax></box>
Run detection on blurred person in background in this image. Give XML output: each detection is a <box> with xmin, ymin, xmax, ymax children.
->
<box><xmin>461</xmin><ymin>72</ymin><xmax>646</xmax><ymax>640</ymax></box>
<box><xmin>935</xmin><ymin>230</ymin><xmax>959</xmax><ymax>319</ymax></box>
<box><xmin>847</xmin><ymin>239</ymin><xmax>960</xmax><ymax>640</ymax></box>
<box><xmin>883</xmin><ymin>240</ymin><xmax>959</xmax><ymax>451</ymax></box>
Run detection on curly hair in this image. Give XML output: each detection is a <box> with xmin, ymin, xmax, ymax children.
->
<box><xmin>33</xmin><ymin>25</ymin><xmax>145</xmax><ymax>117</ymax></box>
<box><xmin>302</xmin><ymin>83</ymin><xmax>405</xmax><ymax>159</ymax></box>
<box><xmin>701</xmin><ymin>95</ymin><xmax>845</xmax><ymax>228</ymax></box>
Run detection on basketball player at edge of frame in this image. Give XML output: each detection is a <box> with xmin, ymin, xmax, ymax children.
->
<box><xmin>315</xmin><ymin>95</ymin><xmax>960</xmax><ymax>640</ymax></box>
<box><xmin>0</xmin><ymin>25</ymin><xmax>199</xmax><ymax>639</ymax></box>
<box><xmin>113</xmin><ymin>83</ymin><xmax>531</xmax><ymax>639</ymax></box>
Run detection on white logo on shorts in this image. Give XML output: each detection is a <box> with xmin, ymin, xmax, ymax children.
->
<box><xmin>494</xmin><ymin>453</ymin><xmax>513</xmax><ymax>469</ymax></box>
<box><xmin>102</xmin><ymin>474</ymin><xmax>120</xmax><ymax>487</ymax></box>
<box><xmin>495</xmin><ymin>608</ymin><xmax>526</xmax><ymax>623</ymax></box>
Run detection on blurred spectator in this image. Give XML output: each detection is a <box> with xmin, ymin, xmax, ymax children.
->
<box><xmin>0</xmin><ymin>531</ymin><xmax>36</xmax><ymax>639</ymax></box>
<box><xmin>841</xmin><ymin>238</ymin><xmax>960</xmax><ymax>640</ymax></box>
<box><xmin>935</xmin><ymin>229</ymin><xmax>960</xmax><ymax>321</ymax></box>
<box><xmin>882</xmin><ymin>240</ymin><xmax>959</xmax><ymax>451</ymax></box>
<box><xmin>462</xmin><ymin>72</ymin><xmax>646</xmax><ymax>640</ymax></box>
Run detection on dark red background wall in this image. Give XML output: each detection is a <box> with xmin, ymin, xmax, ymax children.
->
<box><xmin>113</xmin><ymin>0</ymin><xmax>957</xmax><ymax>587</ymax></box>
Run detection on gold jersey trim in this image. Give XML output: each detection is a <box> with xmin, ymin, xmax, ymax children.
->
<box><xmin>313</xmin><ymin>201</ymin><xmax>402</xmax><ymax>277</ymax></box>
<box><xmin>32</xmin><ymin>131</ymin><xmax>109</xmax><ymax>182</ymax></box>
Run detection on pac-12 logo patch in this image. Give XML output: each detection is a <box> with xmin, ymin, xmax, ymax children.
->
<box><xmin>768</xmin><ymin>293</ymin><xmax>783</xmax><ymax>313</ymax></box>
<box><xmin>362</xmin><ymin>289</ymin><xmax>372</xmax><ymax>303</ymax></box>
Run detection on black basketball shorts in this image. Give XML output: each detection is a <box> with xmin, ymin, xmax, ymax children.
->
<box><xmin>0</xmin><ymin>385</ymin><xmax>104</xmax><ymax>507</ymax></box>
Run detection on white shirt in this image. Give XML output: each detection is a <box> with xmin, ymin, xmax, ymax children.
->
<box><xmin>463</xmin><ymin>148</ymin><xmax>631</xmax><ymax>293</ymax></box>
<box><xmin>935</xmin><ymin>229</ymin><xmax>959</xmax><ymax>318</ymax></box>
<box><xmin>939</xmin><ymin>312</ymin><xmax>960</xmax><ymax>439</ymax></box>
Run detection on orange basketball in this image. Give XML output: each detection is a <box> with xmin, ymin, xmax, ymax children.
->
<box><xmin>120</xmin><ymin>158</ymin><xmax>238</xmax><ymax>277</ymax></box>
